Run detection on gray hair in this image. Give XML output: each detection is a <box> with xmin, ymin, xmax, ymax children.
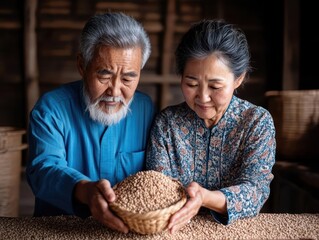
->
<box><xmin>79</xmin><ymin>12</ymin><xmax>151</xmax><ymax>68</ymax></box>
<box><xmin>175</xmin><ymin>19</ymin><xmax>251</xmax><ymax>81</ymax></box>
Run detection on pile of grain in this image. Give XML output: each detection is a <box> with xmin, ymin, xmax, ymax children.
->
<box><xmin>112</xmin><ymin>170</ymin><xmax>185</xmax><ymax>214</ymax></box>
<box><xmin>1</xmin><ymin>213</ymin><xmax>319</xmax><ymax>239</ymax></box>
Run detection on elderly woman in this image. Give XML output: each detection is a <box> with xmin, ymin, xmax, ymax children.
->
<box><xmin>146</xmin><ymin>19</ymin><xmax>276</xmax><ymax>233</ymax></box>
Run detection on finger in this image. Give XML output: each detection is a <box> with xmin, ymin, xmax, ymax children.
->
<box><xmin>168</xmin><ymin>188</ymin><xmax>202</xmax><ymax>230</ymax></box>
<box><xmin>187</xmin><ymin>186</ymin><xmax>196</xmax><ymax>198</ymax></box>
<box><xmin>102</xmin><ymin>209</ymin><xmax>129</xmax><ymax>233</ymax></box>
<box><xmin>187</xmin><ymin>182</ymin><xmax>199</xmax><ymax>198</ymax></box>
<box><xmin>169</xmin><ymin>216</ymin><xmax>191</xmax><ymax>234</ymax></box>
<box><xmin>91</xmin><ymin>193</ymin><xmax>129</xmax><ymax>234</ymax></box>
<box><xmin>170</xmin><ymin>205</ymin><xmax>190</xmax><ymax>223</ymax></box>
<box><xmin>168</xmin><ymin>202</ymin><xmax>193</xmax><ymax>229</ymax></box>
<box><xmin>89</xmin><ymin>190</ymin><xmax>108</xmax><ymax>217</ymax></box>
<box><xmin>96</xmin><ymin>179</ymin><xmax>116</xmax><ymax>202</ymax></box>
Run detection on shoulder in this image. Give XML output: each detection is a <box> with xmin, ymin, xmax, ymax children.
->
<box><xmin>131</xmin><ymin>90</ymin><xmax>155</xmax><ymax>114</ymax></box>
<box><xmin>230</xmin><ymin>96</ymin><xmax>275</xmax><ymax>129</ymax></box>
<box><xmin>125</xmin><ymin>91</ymin><xmax>155</xmax><ymax>123</ymax></box>
<box><xmin>154</xmin><ymin>102</ymin><xmax>189</xmax><ymax>124</ymax></box>
<box><xmin>32</xmin><ymin>80</ymin><xmax>82</xmax><ymax>114</ymax></box>
<box><xmin>133</xmin><ymin>90</ymin><xmax>153</xmax><ymax>105</ymax></box>
<box><xmin>160</xmin><ymin>102</ymin><xmax>186</xmax><ymax>115</ymax></box>
<box><xmin>36</xmin><ymin>80</ymin><xmax>81</xmax><ymax>104</ymax></box>
<box><xmin>232</xmin><ymin>96</ymin><xmax>272</xmax><ymax>119</ymax></box>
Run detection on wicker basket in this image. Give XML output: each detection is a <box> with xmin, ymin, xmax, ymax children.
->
<box><xmin>265</xmin><ymin>90</ymin><xmax>319</xmax><ymax>162</ymax></box>
<box><xmin>109</xmin><ymin>179</ymin><xmax>187</xmax><ymax>235</ymax></box>
<box><xmin>0</xmin><ymin>127</ymin><xmax>28</xmax><ymax>217</ymax></box>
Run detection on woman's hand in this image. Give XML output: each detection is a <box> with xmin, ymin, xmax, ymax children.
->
<box><xmin>74</xmin><ymin>179</ymin><xmax>129</xmax><ymax>233</ymax></box>
<box><xmin>168</xmin><ymin>181</ymin><xmax>227</xmax><ymax>234</ymax></box>
<box><xmin>167</xmin><ymin>182</ymin><xmax>204</xmax><ymax>234</ymax></box>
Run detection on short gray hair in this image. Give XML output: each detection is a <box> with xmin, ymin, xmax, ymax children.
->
<box><xmin>79</xmin><ymin>12</ymin><xmax>151</xmax><ymax>68</ymax></box>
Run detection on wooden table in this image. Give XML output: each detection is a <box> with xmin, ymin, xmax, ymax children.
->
<box><xmin>0</xmin><ymin>213</ymin><xmax>318</xmax><ymax>239</ymax></box>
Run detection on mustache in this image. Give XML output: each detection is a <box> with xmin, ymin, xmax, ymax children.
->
<box><xmin>93</xmin><ymin>96</ymin><xmax>127</xmax><ymax>107</ymax></box>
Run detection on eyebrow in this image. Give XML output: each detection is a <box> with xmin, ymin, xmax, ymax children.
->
<box><xmin>184</xmin><ymin>75</ymin><xmax>197</xmax><ymax>80</ymax></box>
<box><xmin>97</xmin><ymin>69</ymin><xmax>112</xmax><ymax>75</ymax></box>
<box><xmin>97</xmin><ymin>69</ymin><xmax>138</xmax><ymax>78</ymax></box>
<box><xmin>184</xmin><ymin>75</ymin><xmax>223</xmax><ymax>82</ymax></box>
<box><xmin>123</xmin><ymin>71</ymin><xmax>138</xmax><ymax>78</ymax></box>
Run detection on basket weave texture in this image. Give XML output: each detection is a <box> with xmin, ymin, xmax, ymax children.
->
<box><xmin>109</xmin><ymin>171</ymin><xmax>187</xmax><ymax>235</ymax></box>
<box><xmin>0</xmin><ymin>126</ymin><xmax>28</xmax><ymax>217</ymax></box>
<box><xmin>110</xmin><ymin>193</ymin><xmax>186</xmax><ymax>235</ymax></box>
<box><xmin>265</xmin><ymin>90</ymin><xmax>319</xmax><ymax>161</ymax></box>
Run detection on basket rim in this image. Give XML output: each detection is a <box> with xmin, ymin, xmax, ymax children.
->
<box><xmin>0</xmin><ymin>127</ymin><xmax>26</xmax><ymax>135</ymax></box>
<box><xmin>265</xmin><ymin>89</ymin><xmax>319</xmax><ymax>97</ymax></box>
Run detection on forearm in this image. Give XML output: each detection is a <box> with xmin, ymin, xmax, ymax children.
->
<box><xmin>201</xmin><ymin>188</ymin><xmax>227</xmax><ymax>215</ymax></box>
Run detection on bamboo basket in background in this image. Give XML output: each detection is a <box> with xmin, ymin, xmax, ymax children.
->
<box><xmin>0</xmin><ymin>127</ymin><xmax>28</xmax><ymax>217</ymax></box>
<box><xmin>265</xmin><ymin>90</ymin><xmax>319</xmax><ymax>165</ymax></box>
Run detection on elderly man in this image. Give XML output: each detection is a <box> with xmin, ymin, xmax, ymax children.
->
<box><xmin>26</xmin><ymin>12</ymin><xmax>154</xmax><ymax>233</ymax></box>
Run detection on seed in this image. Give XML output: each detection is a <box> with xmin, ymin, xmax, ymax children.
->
<box><xmin>112</xmin><ymin>170</ymin><xmax>185</xmax><ymax>213</ymax></box>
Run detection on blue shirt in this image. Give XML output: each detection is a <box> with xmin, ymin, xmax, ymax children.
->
<box><xmin>146</xmin><ymin>96</ymin><xmax>276</xmax><ymax>224</ymax></box>
<box><xmin>27</xmin><ymin>80</ymin><xmax>155</xmax><ymax>217</ymax></box>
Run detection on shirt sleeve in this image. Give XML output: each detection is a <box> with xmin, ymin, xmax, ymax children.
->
<box><xmin>145</xmin><ymin>112</ymin><xmax>174</xmax><ymax>177</ymax></box>
<box><xmin>218</xmin><ymin>110</ymin><xmax>276</xmax><ymax>224</ymax></box>
<box><xmin>26</xmin><ymin>107</ymin><xmax>91</xmax><ymax>215</ymax></box>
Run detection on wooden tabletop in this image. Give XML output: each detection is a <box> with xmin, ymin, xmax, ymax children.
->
<box><xmin>0</xmin><ymin>213</ymin><xmax>318</xmax><ymax>239</ymax></box>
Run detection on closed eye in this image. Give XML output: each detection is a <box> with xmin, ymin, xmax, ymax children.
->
<box><xmin>122</xmin><ymin>72</ymin><xmax>139</xmax><ymax>85</ymax></box>
<box><xmin>210</xmin><ymin>86</ymin><xmax>221</xmax><ymax>90</ymax></box>
<box><xmin>122</xmin><ymin>78</ymin><xmax>133</xmax><ymax>84</ymax></box>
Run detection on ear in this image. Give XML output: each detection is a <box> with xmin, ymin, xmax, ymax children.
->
<box><xmin>234</xmin><ymin>73</ymin><xmax>246</xmax><ymax>89</ymax></box>
<box><xmin>76</xmin><ymin>53</ymin><xmax>85</xmax><ymax>78</ymax></box>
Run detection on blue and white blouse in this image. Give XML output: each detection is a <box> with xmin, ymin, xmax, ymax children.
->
<box><xmin>146</xmin><ymin>96</ymin><xmax>276</xmax><ymax>224</ymax></box>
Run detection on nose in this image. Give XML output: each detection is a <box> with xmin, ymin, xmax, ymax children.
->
<box><xmin>106</xmin><ymin>77</ymin><xmax>121</xmax><ymax>96</ymax></box>
<box><xmin>197</xmin><ymin>85</ymin><xmax>211</xmax><ymax>103</ymax></box>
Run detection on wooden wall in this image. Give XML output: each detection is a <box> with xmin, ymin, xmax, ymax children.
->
<box><xmin>0</xmin><ymin>0</ymin><xmax>313</xmax><ymax>129</ymax></box>
<box><xmin>0</xmin><ymin>1</ymin><xmax>24</xmax><ymax>127</ymax></box>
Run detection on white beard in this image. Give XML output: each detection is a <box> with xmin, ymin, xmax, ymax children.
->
<box><xmin>83</xmin><ymin>90</ymin><xmax>132</xmax><ymax>126</ymax></box>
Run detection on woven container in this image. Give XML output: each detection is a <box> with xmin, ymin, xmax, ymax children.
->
<box><xmin>265</xmin><ymin>90</ymin><xmax>319</xmax><ymax>162</ymax></box>
<box><xmin>110</xmin><ymin>192</ymin><xmax>186</xmax><ymax>235</ymax></box>
<box><xmin>0</xmin><ymin>127</ymin><xmax>28</xmax><ymax>217</ymax></box>
<box><xmin>109</xmin><ymin>172</ymin><xmax>187</xmax><ymax>235</ymax></box>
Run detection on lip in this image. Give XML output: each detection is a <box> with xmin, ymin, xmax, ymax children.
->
<box><xmin>195</xmin><ymin>103</ymin><xmax>211</xmax><ymax>110</ymax></box>
<box><xmin>102</xmin><ymin>100</ymin><xmax>118</xmax><ymax>105</ymax></box>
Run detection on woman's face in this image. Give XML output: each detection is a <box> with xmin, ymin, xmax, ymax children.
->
<box><xmin>181</xmin><ymin>54</ymin><xmax>244</xmax><ymax>128</ymax></box>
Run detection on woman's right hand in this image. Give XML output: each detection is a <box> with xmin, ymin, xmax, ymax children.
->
<box><xmin>167</xmin><ymin>182</ymin><xmax>204</xmax><ymax>234</ymax></box>
<box><xmin>74</xmin><ymin>179</ymin><xmax>129</xmax><ymax>233</ymax></box>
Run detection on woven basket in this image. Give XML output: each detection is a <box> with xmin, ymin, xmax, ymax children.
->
<box><xmin>110</xmin><ymin>180</ymin><xmax>187</xmax><ymax>235</ymax></box>
<box><xmin>0</xmin><ymin>126</ymin><xmax>28</xmax><ymax>217</ymax></box>
<box><xmin>265</xmin><ymin>90</ymin><xmax>319</xmax><ymax>162</ymax></box>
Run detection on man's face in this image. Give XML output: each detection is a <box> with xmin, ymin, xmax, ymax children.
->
<box><xmin>78</xmin><ymin>46</ymin><xmax>142</xmax><ymax>125</ymax></box>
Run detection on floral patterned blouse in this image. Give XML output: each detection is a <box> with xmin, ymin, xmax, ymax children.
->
<box><xmin>146</xmin><ymin>96</ymin><xmax>276</xmax><ymax>225</ymax></box>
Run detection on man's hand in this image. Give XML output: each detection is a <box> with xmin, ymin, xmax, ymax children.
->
<box><xmin>74</xmin><ymin>179</ymin><xmax>129</xmax><ymax>233</ymax></box>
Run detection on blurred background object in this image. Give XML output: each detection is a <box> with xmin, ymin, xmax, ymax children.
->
<box><xmin>0</xmin><ymin>127</ymin><xmax>27</xmax><ymax>217</ymax></box>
